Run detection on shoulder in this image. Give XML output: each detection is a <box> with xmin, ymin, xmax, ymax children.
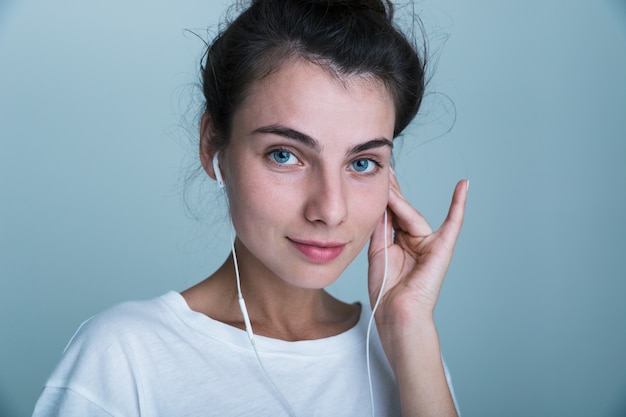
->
<box><xmin>51</xmin><ymin>291</ymin><xmax>187</xmax><ymax>377</ymax></box>
<box><xmin>72</xmin><ymin>291</ymin><xmax>181</xmax><ymax>343</ymax></box>
<box><xmin>37</xmin><ymin>292</ymin><xmax>184</xmax><ymax>416</ymax></box>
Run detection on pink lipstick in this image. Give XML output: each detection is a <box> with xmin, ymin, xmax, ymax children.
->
<box><xmin>289</xmin><ymin>239</ymin><xmax>346</xmax><ymax>263</ymax></box>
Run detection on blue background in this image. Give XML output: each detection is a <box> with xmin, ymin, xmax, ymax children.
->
<box><xmin>1</xmin><ymin>0</ymin><xmax>625</xmax><ymax>415</ymax></box>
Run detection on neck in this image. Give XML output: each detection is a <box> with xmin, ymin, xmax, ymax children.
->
<box><xmin>234</xmin><ymin>248</ymin><xmax>356</xmax><ymax>340</ymax></box>
<box><xmin>182</xmin><ymin>246</ymin><xmax>360</xmax><ymax>341</ymax></box>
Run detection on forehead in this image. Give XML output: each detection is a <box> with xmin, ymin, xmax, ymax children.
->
<box><xmin>254</xmin><ymin>58</ymin><xmax>392</xmax><ymax>106</ymax></box>
<box><xmin>232</xmin><ymin>59</ymin><xmax>396</xmax><ymax>144</ymax></box>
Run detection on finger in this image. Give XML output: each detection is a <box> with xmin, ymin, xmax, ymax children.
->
<box><xmin>387</xmin><ymin>170</ymin><xmax>433</xmax><ymax>237</ymax></box>
<box><xmin>437</xmin><ymin>179</ymin><xmax>469</xmax><ymax>245</ymax></box>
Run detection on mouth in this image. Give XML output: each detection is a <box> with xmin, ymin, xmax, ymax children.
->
<box><xmin>288</xmin><ymin>238</ymin><xmax>347</xmax><ymax>263</ymax></box>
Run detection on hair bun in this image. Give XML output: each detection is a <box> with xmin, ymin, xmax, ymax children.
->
<box><xmin>249</xmin><ymin>0</ymin><xmax>392</xmax><ymax>18</ymax></box>
<box><xmin>352</xmin><ymin>0</ymin><xmax>392</xmax><ymax>18</ymax></box>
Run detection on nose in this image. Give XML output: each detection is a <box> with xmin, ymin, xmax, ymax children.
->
<box><xmin>304</xmin><ymin>168</ymin><xmax>348</xmax><ymax>227</ymax></box>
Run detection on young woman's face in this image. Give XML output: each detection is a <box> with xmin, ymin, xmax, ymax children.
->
<box><xmin>219</xmin><ymin>59</ymin><xmax>395</xmax><ymax>289</ymax></box>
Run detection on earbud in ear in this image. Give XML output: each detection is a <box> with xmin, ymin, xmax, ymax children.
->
<box><xmin>212</xmin><ymin>151</ymin><xmax>225</xmax><ymax>189</ymax></box>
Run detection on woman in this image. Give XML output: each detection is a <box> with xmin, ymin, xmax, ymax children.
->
<box><xmin>34</xmin><ymin>0</ymin><xmax>467</xmax><ymax>415</ymax></box>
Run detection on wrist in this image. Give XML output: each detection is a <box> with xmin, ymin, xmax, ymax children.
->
<box><xmin>375</xmin><ymin>301</ymin><xmax>436</xmax><ymax>337</ymax></box>
<box><xmin>376</xmin><ymin>313</ymin><xmax>440</xmax><ymax>371</ymax></box>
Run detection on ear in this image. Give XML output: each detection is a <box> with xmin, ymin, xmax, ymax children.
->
<box><xmin>199</xmin><ymin>112</ymin><xmax>220</xmax><ymax>181</ymax></box>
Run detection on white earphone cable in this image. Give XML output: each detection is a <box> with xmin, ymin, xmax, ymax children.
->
<box><xmin>215</xmin><ymin>150</ymin><xmax>295</xmax><ymax>416</ymax></box>
<box><xmin>228</xmin><ymin>222</ymin><xmax>297</xmax><ymax>417</ymax></box>
<box><xmin>366</xmin><ymin>208</ymin><xmax>389</xmax><ymax>417</ymax></box>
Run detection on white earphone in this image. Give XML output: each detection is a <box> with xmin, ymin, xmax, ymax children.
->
<box><xmin>212</xmin><ymin>151</ymin><xmax>225</xmax><ymax>189</ymax></box>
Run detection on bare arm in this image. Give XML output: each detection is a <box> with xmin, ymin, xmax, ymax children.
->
<box><xmin>368</xmin><ymin>174</ymin><xmax>468</xmax><ymax>417</ymax></box>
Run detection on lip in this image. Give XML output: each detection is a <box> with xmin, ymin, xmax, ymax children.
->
<box><xmin>288</xmin><ymin>238</ymin><xmax>347</xmax><ymax>263</ymax></box>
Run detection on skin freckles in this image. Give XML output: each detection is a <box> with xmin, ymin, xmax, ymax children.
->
<box><xmin>221</xmin><ymin>59</ymin><xmax>395</xmax><ymax>291</ymax></box>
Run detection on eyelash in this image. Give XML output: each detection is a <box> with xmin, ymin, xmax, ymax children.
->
<box><xmin>350</xmin><ymin>158</ymin><xmax>382</xmax><ymax>176</ymax></box>
<box><xmin>268</xmin><ymin>148</ymin><xmax>299</xmax><ymax>165</ymax></box>
<box><xmin>266</xmin><ymin>148</ymin><xmax>383</xmax><ymax>177</ymax></box>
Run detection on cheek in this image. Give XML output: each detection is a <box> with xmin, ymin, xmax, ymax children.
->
<box><xmin>352</xmin><ymin>183</ymin><xmax>389</xmax><ymax>234</ymax></box>
<box><xmin>226</xmin><ymin>172</ymin><xmax>301</xmax><ymax>229</ymax></box>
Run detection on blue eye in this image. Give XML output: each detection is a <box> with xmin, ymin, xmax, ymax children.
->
<box><xmin>351</xmin><ymin>159</ymin><xmax>376</xmax><ymax>173</ymax></box>
<box><xmin>270</xmin><ymin>149</ymin><xmax>298</xmax><ymax>165</ymax></box>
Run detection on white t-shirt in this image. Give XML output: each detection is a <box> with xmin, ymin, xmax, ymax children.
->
<box><xmin>33</xmin><ymin>291</ymin><xmax>458</xmax><ymax>416</ymax></box>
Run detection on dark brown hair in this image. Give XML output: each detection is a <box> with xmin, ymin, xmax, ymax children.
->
<box><xmin>201</xmin><ymin>0</ymin><xmax>426</xmax><ymax>149</ymax></box>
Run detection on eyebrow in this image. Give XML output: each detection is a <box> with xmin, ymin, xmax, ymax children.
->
<box><xmin>252</xmin><ymin>124</ymin><xmax>393</xmax><ymax>156</ymax></box>
<box><xmin>348</xmin><ymin>138</ymin><xmax>393</xmax><ymax>155</ymax></box>
<box><xmin>253</xmin><ymin>125</ymin><xmax>321</xmax><ymax>152</ymax></box>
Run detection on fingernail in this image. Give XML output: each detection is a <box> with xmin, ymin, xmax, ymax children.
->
<box><xmin>466</xmin><ymin>180</ymin><xmax>470</xmax><ymax>191</ymax></box>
